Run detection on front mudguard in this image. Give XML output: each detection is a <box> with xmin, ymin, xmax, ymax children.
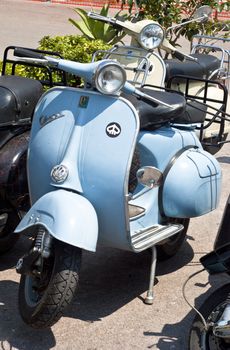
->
<box><xmin>14</xmin><ymin>189</ymin><xmax>98</xmax><ymax>252</ymax></box>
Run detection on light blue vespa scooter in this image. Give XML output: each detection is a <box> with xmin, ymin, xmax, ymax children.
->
<box><xmin>13</xmin><ymin>48</ymin><xmax>222</xmax><ymax>329</ymax></box>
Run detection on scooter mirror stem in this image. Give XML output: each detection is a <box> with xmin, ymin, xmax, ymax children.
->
<box><xmin>167</xmin><ymin>15</ymin><xmax>208</xmax><ymax>33</ymax></box>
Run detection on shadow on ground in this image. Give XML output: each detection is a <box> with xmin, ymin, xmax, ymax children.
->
<box><xmin>0</xmin><ymin>237</ymin><xmax>194</xmax><ymax>349</ymax></box>
<box><xmin>143</xmin><ymin>273</ymin><xmax>230</xmax><ymax>350</ymax></box>
<box><xmin>0</xmin><ymin>279</ymin><xmax>56</xmax><ymax>350</ymax></box>
<box><xmin>216</xmin><ymin>155</ymin><xmax>230</xmax><ymax>164</ymax></box>
<box><xmin>65</xmin><ymin>239</ymin><xmax>194</xmax><ymax>322</ymax></box>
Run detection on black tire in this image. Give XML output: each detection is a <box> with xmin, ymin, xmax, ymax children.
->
<box><xmin>18</xmin><ymin>238</ymin><xmax>82</xmax><ymax>329</ymax></box>
<box><xmin>157</xmin><ymin>218</ymin><xmax>189</xmax><ymax>261</ymax></box>
<box><xmin>189</xmin><ymin>283</ymin><xmax>230</xmax><ymax>350</ymax></box>
<box><xmin>0</xmin><ymin>208</ymin><xmax>20</xmax><ymax>254</ymax></box>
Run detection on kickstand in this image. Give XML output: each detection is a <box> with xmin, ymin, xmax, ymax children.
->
<box><xmin>144</xmin><ymin>245</ymin><xmax>157</xmax><ymax>305</ymax></box>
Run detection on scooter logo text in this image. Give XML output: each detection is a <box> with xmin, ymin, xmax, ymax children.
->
<box><xmin>39</xmin><ymin>112</ymin><xmax>65</xmax><ymax>128</ymax></box>
<box><xmin>106</xmin><ymin>122</ymin><xmax>121</xmax><ymax>138</ymax></box>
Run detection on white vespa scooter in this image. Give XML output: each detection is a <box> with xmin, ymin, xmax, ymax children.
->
<box><xmin>88</xmin><ymin>6</ymin><xmax>230</xmax><ymax>154</ymax></box>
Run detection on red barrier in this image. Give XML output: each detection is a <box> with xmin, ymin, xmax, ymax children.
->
<box><xmin>31</xmin><ymin>0</ymin><xmax>125</xmax><ymax>8</ymax></box>
<box><xmin>31</xmin><ymin>0</ymin><xmax>230</xmax><ymax>18</ymax></box>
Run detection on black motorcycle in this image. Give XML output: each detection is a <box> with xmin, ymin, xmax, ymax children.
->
<box><xmin>0</xmin><ymin>46</ymin><xmax>66</xmax><ymax>254</ymax></box>
<box><xmin>189</xmin><ymin>194</ymin><xmax>230</xmax><ymax>349</ymax></box>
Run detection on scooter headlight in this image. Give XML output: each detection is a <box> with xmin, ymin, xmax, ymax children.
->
<box><xmin>94</xmin><ymin>61</ymin><xmax>126</xmax><ymax>95</ymax></box>
<box><xmin>139</xmin><ymin>23</ymin><xmax>164</xmax><ymax>50</ymax></box>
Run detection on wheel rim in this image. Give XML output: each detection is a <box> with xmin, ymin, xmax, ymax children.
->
<box><xmin>25</xmin><ymin>276</ymin><xmax>41</xmax><ymax>307</ymax></box>
<box><xmin>204</xmin><ymin>301</ymin><xmax>230</xmax><ymax>349</ymax></box>
<box><xmin>24</xmin><ymin>255</ymin><xmax>54</xmax><ymax>307</ymax></box>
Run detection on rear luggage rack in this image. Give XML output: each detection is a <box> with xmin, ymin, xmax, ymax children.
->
<box><xmin>1</xmin><ymin>46</ymin><xmax>67</xmax><ymax>88</ymax></box>
<box><xmin>192</xmin><ymin>35</ymin><xmax>230</xmax><ymax>89</ymax></box>
<box><xmin>166</xmin><ymin>75</ymin><xmax>229</xmax><ymax>152</ymax></box>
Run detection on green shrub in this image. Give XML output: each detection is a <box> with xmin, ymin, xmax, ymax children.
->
<box><xmin>38</xmin><ymin>35</ymin><xmax>111</xmax><ymax>62</ymax></box>
<box><xmin>38</xmin><ymin>35</ymin><xmax>111</xmax><ymax>86</ymax></box>
<box><xmin>1</xmin><ymin>35</ymin><xmax>111</xmax><ymax>86</ymax></box>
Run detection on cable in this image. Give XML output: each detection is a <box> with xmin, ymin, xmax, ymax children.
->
<box><xmin>182</xmin><ymin>268</ymin><xmax>209</xmax><ymax>331</ymax></box>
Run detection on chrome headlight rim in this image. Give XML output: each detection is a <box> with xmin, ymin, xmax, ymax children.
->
<box><xmin>94</xmin><ymin>61</ymin><xmax>127</xmax><ymax>95</ymax></box>
<box><xmin>138</xmin><ymin>23</ymin><xmax>164</xmax><ymax>50</ymax></box>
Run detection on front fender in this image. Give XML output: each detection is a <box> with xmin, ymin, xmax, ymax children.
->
<box><xmin>15</xmin><ymin>189</ymin><xmax>98</xmax><ymax>252</ymax></box>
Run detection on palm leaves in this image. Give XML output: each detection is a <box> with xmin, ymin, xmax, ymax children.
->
<box><xmin>69</xmin><ymin>4</ymin><xmax>126</xmax><ymax>45</ymax></box>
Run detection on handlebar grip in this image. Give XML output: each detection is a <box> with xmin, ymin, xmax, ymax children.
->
<box><xmin>87</xmin><ymin>12</ymin><xmax>123</xmax><ymax>29</ymax></box>
<box><xmin>173</xmin><ymin>51</ymin><xmax>185</xmax><ymax>61</ymax></box>
<box><xmin>14</xmin><ymin>47</ymin><xmax>45</xmax><ymax>60</ymax></box>
<box><xmin>87</xmin><ymin>12</ymin><xmax>109</xmax><ymax>23</ymax></box>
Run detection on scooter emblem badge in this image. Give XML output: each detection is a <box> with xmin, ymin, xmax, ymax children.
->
<box><xmin>106</xmin><ymin>122</ymin><xmax>121</xmax><ymax>138</ymax></box>
<box><xmin>51</xmin><ymin>164</ymin><xmax>69</xmax><ymax>183</ymax></box>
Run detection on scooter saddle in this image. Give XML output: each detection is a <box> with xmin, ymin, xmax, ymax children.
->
<box><xmin>122</xmin><ymin>88</ymin><xmax>187</xmax><ymax>129</ymax></box>
<box><xmin>165</xmin><ymin>54</ymin><xmax>220</xmax><ymax>82</ymax></box>
<box><xmin>0</xmin><ymin>75</ymin><xmax>43</xmax><ymax>127</ymax></box>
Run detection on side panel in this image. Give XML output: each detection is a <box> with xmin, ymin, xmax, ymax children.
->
<box><xmin>137</xmin><ymin>125</ymin><xmax>201</xmax><ymax>172</ymax></box>
<box><xmin>162</xmin><ymin>148</ymin><xmax>222</xmax><ymax>217</ymax></box>
<box><xmin>15</xmin><ymin>189</ymin><xmax>98</xmax><ymax>252</ymax></box>
<box><xmin>129</xmin><ymin>127</ymin><xmax>201</xmax><ymax>235</ymax></box>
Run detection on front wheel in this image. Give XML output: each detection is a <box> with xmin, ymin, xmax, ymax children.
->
<box><xmin>189</xmin><ymin>283</ymin><xmax>230</xmax><ymax>350</ymax></box>
<box><xmin>157</xmin><ymin>218</ymin><xmax>189</xmax><ymax>261</ymax></box>
<box><xmin>18</xmin><ymin>238</ymin><xmax>82</xmax><ymax>329</ymax></box>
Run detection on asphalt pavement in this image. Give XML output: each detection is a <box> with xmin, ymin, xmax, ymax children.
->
<box><xmin>0</xmin><ymin>1</ymin><xmax>229</xmax><ymax>349</ymax></box>
<box><xmin>0</xmin><ymin>0</ymin><xmax>80</xmax><ymax>58</ymax></box>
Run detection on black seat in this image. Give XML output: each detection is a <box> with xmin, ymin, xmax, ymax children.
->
<box><xmin>165</xmin><ymin>54</ymin><xmax>220</xmax><ymax>83</ymax></box>
<box><xmin>122</xmin><ymin>88</ymin><xmax>208</xmax><ymax>129</ymax></box>
<box><xmin>173</xmin><ymin>99</ymin><xmax>207</xmax><ymax>124</ymax></box>
<box><xmin>0</xmin><ymin>75</ymin><xmax>43</xmax><ymax>126</ymax></box>
<box><xmin>122</xmin><ymin>88</ymin><xmax>187</xmax><ymax>129</ymax></box>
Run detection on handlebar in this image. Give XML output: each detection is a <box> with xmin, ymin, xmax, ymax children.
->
<box><xmin>87</xmin><ymin>12</ymin><xmax>123</xmax><ymax>30</ymax></box>
<box><xmin>88</xmin><ymin>12</ymin><xmax>115</xmax><ymax>24</ymax></box>
<box><xmin>13</xmin><ymin>47</ymin><xmax>172</xmax><ymax>109</ymax></box>
<box><xmin>13</xmin><ymin>47</ymin><xmax>51</xmax><ymax>66</ymax></box>
<box><xmin>14</xmin><ymin>47</ymin><xmax>46</xmax><ymax>60</ymax></box>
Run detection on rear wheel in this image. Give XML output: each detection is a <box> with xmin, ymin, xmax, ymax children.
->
<box><xmin>128</xmin><ymin>147</ymin><xmax>141</xmax><ymax>193</ymax></box>
<box><xmin>189</xmin><ymin>283</ymin><xmax>230</xmax><ymax>350</ymax></box>
<box><xmin>18</xmin><ymin>236</ymin><xmax>82</xmax><ymax>328</ymax></box>
<box><xmin>0</xmin><ymin>207</ymin><xmax>20</xmax><ymax>254</ymax></box>
<box><xmin>157</xmin><ymin>218</ymin><xmax>189</xmax><ymax>261</ymax></box>
<box><xmin>203</xmin><ymin>132</ymin><xmax>228</xmax><ymax>155</ymax></box>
